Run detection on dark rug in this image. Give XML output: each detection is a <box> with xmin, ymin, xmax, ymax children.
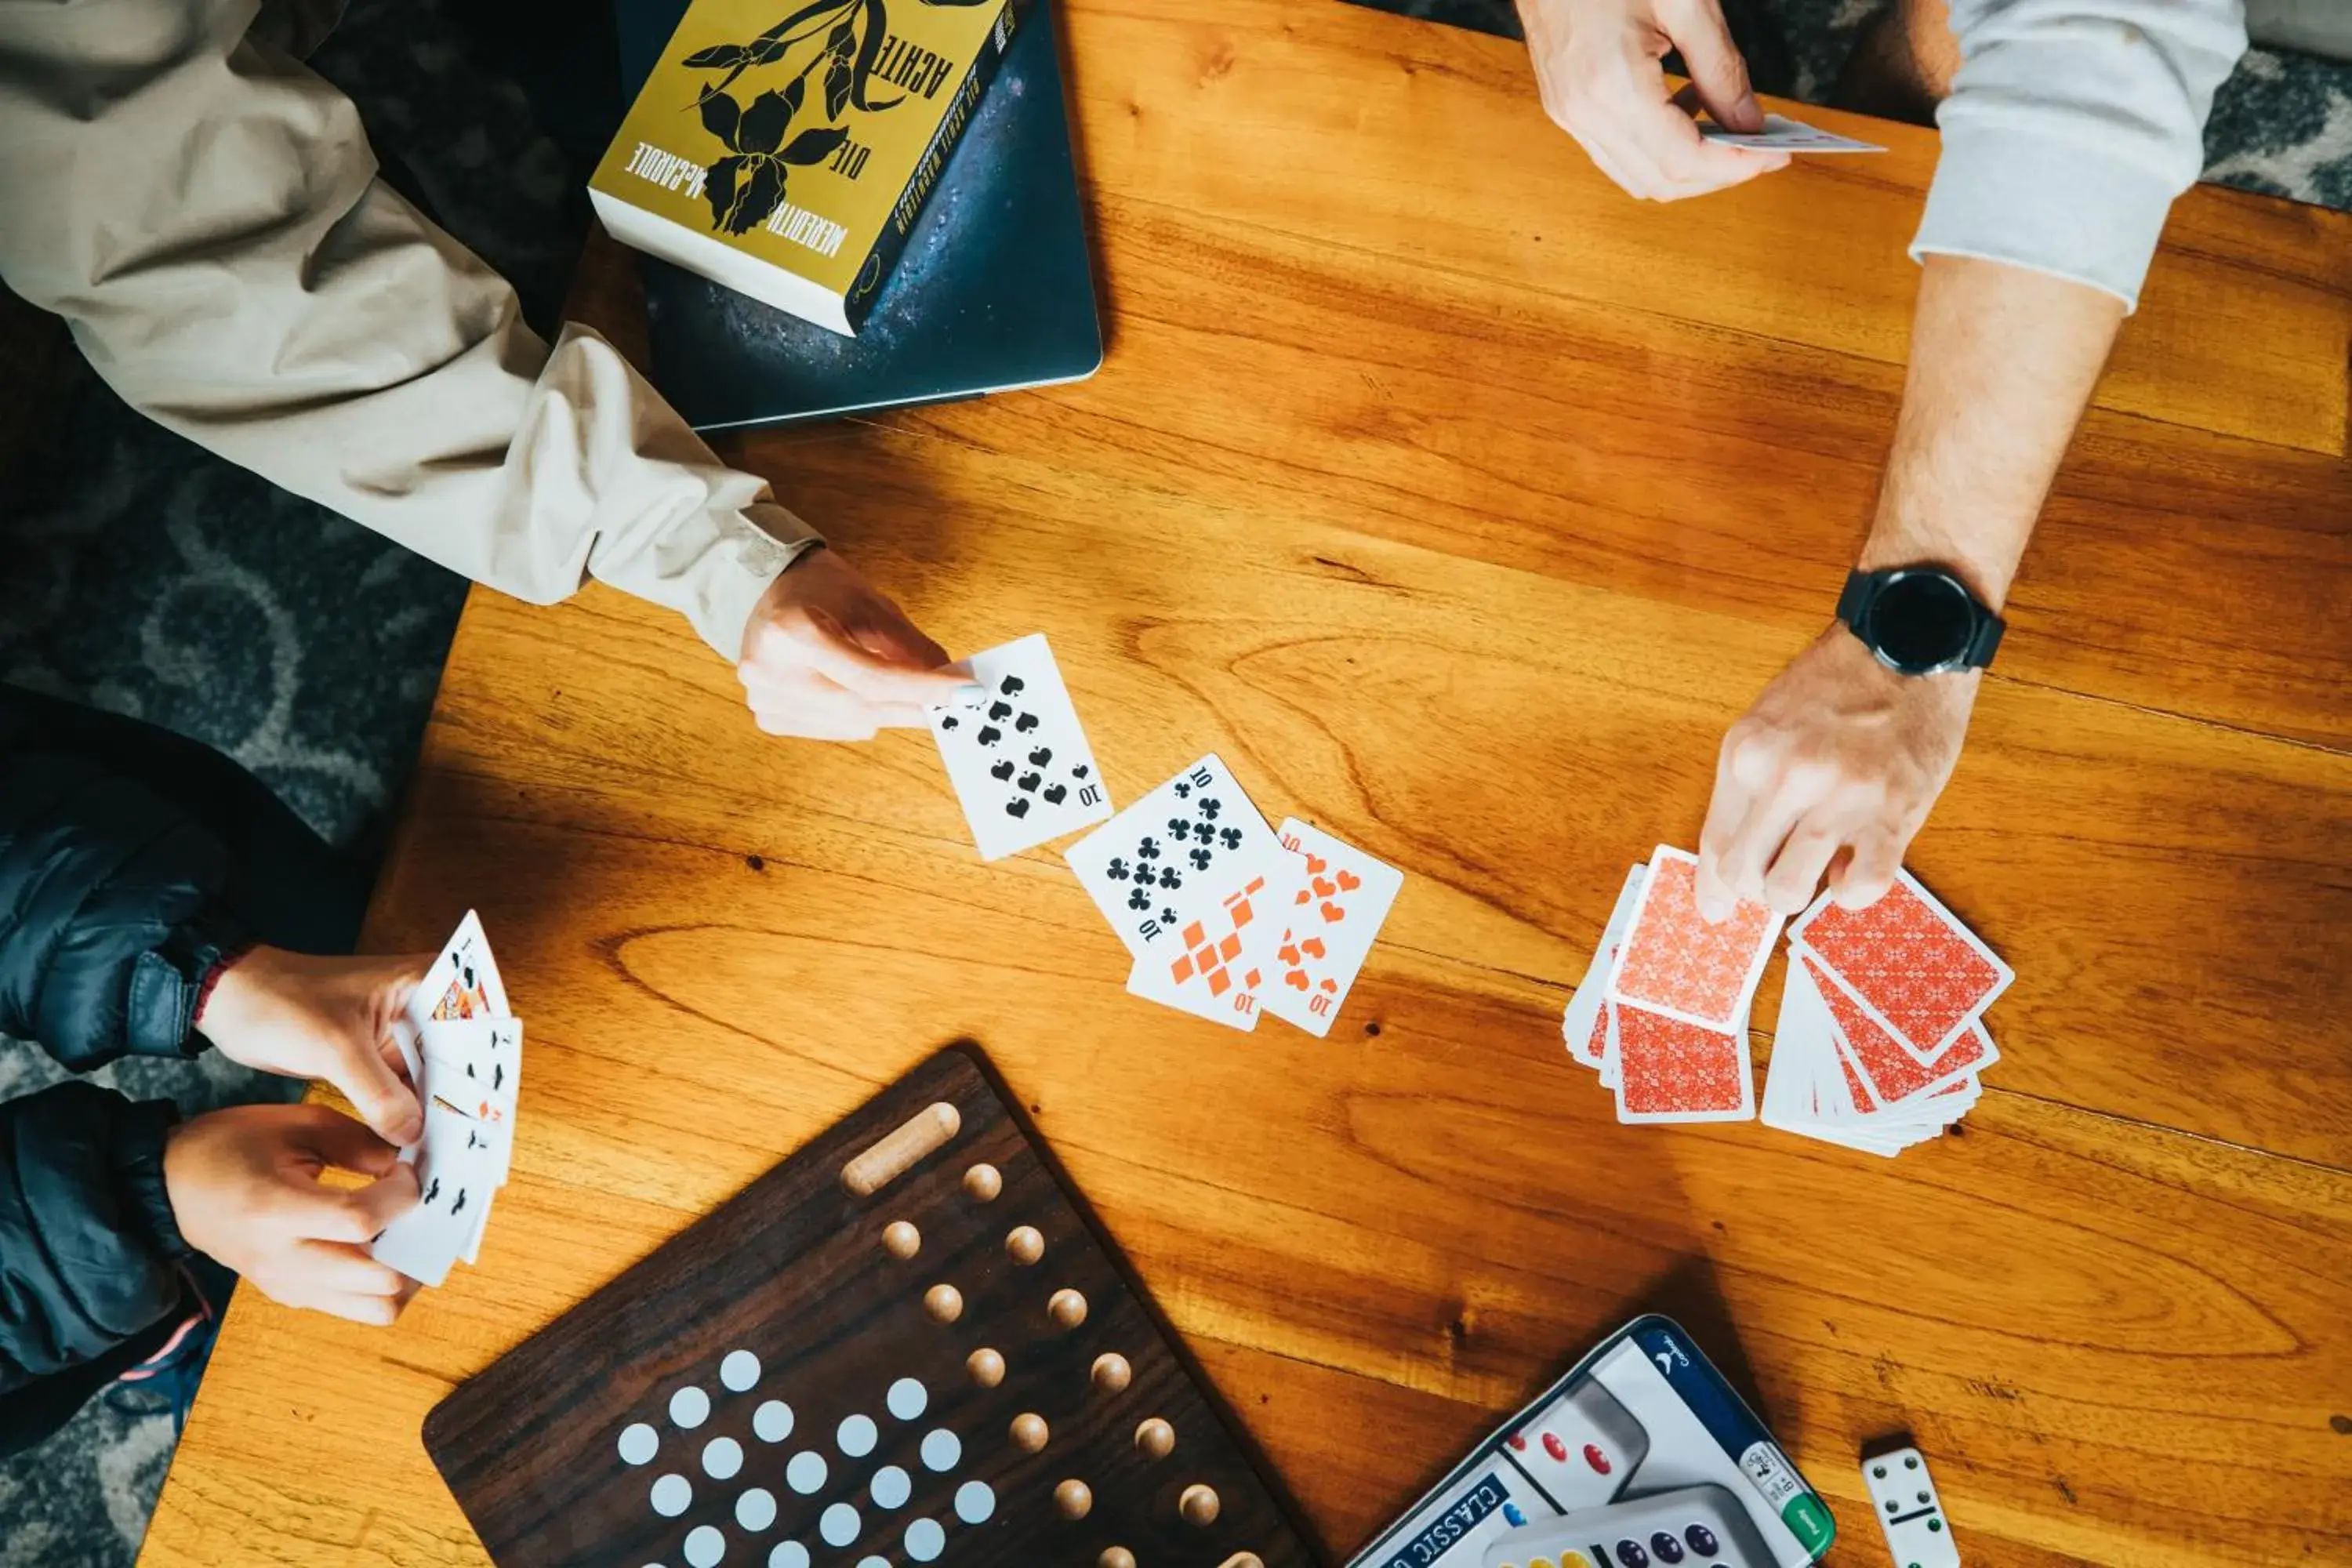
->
<box><xmin>2</xmin><ymin>0</ymin><xmax>2345</xmax><ymax>1561</ymax></box>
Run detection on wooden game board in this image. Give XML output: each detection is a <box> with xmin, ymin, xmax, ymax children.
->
<box><xmin>425</xmin><ymin>1047</ymin><xmax>1316</xmax><ymax>1568</ymax></box>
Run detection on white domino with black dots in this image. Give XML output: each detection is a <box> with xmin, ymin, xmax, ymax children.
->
<box><xmin>615</xmin><ymin>1351</ymin><xmax>990</xmax><ymax>1568</ymax></box>
<box><xmin>1861</xmin><ymin>1447</ymin><xmax>1959</xmax><ymax>1568</ymax></box>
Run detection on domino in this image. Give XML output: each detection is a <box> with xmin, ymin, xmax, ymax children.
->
<box><xmin>1861</xmin><ymin>1446</ymin><xmax>1959</xmax><ymax>1568</ymax></box>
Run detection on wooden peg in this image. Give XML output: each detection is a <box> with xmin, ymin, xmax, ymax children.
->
<box><xmin>842</xmin><ymin>1102</ymin><xmax>960</xmax><ymax>1196</ymax></box>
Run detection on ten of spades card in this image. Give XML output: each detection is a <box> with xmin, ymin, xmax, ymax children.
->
<box><xmin>927</xmin><ymin>633</ymin><xmax>1112</xmax><ymax>860</ymax></box>
<box><xmin>1065</xmin><ymin>753</ymin><xmax>1285</xmax><ymax>963</ymax></box>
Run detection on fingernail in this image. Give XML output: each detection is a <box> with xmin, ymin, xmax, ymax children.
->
<box><xmin>950</xmin><ymin>682</ymin><xmax>986</xmax><ymax>704</ymax></box>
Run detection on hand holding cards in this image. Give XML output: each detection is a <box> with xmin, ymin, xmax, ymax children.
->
<box><xmin>369</xmin><ymin>912</ymin><xmax>525</xmax><ymax>1288</ymax></box>
<box><xmin>1563</xmin><ymin>852</ymin><xmax>2008</xmax><ymax>1149</ymax></box>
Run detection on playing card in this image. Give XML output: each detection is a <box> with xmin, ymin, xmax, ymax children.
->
<box><xmin>416</xmin><ymin>909</ymin><xmax>510</xmax><ymax>1024</ymax></box>
<box><xmin>1124</xmin><ymin>853</ymin><xmax>1312</xmax><ymax>1032</ymax></box>
<box><xmin>927</xmin><ymin>634</ymin><xmax>1112</xmax><ymax>860</ymax></box>
<box><xmin>1790</xmin><ymin>870</ymin><xmax>2012</xmax><ymax>1061</ymax></box>
<box><xmin>1762</xmin><ymin>961</ymin><xmax>1967</xmax><ymax>1156</ymax></box>
<box><xmin>1798</xmin><ymin>955</ymin><xmax>1995</xmax><ymax>1108</ymax></box>
<box><xmin>1609</xmin><ymin>1000</ymin><xmax>1755</xmax><ymax>1123</ymax></box>
<box><xmin>421</xmin><ymin>1018</ymin><xmax>521</xmax><ymax>1134</ymax></box>
<box><xmin>389</xmin><ymin>912</ymin><xmax>514</xmax><ymax>1151</ymax></box>
<box><xmin>371</xmin><ymin>1099</ymin><xmax>503</xmax><ymax>1288</ymax></box>
<box><xmin>1257</xmin><ymin>820</ymin><xmax>1406</xmax><ymax>1039</ymax></box>
<box><xmin>1607</xmin><ymin>846</ymin><xmax>1784</xmax><ymax>1031</ymax></box>
<box><xmin>1697</xmin><ymin>113</ymin><xmax>1885</xmax><ymax>153</ymax></box>
<box><xmin>1065</xmin><ymin>754</ymin><xmax>1284</xmax><ymax>962</ymax></box>
<box><xmin>1563</xmin><ymin>863</ymin><xmax>1647</xmax><ymax>1069</ymax></box>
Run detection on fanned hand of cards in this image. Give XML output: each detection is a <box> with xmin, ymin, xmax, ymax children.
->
<box><xmin>1065</xmin><ymin>755</ymin><xmax>1405</xmax><ymax>1036</ymax></box>
<box><xmin>1762</xmin><ymin>871</ymin><xmax>2009</xmax><ymax>1156</ymax></box>
<box><xmin>1561</xmin><ymin>847</ymin><xmax>1777</xmax><ymax>1123</ymax></box>
<box><xmin>1561</xmin><ymin>851</ymin><xmax>2008</xmax><ymax>1149</ymax></box>
<box><xmin>369</xmin><ymin>911</ymin><xmax>523</xmax><ymax>1289</ymax></box>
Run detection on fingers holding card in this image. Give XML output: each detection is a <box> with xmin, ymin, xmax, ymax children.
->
<box><xmin>927</xmin><ymin>633</ymin><xmax>1112</xmax><ymax>860</ymax></box>
<box><xmin>371</xmin><ymin>912</ymin><xmax>524</xmax><ymax>1288</ymax></box>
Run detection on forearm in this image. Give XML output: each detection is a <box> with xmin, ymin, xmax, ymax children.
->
<box><xmin>1857</xmin><ymin>254</ymin><xmax>2125</xmax><ymax>612</ymax></box>
<box><xmin>0</xmin><ymin>0</ymin><xmax>817</xmax><ymax>656</ymax></box>
<box><xmin>1920</xmin><ymin>0</ymin><xmax>2245</xmax><ymax>310</ymax></box>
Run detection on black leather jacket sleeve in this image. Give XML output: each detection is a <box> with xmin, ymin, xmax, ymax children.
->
<box><xmin>0</xmin><ymin>698</ymin><xmax>250</xmax><ymax>1070</ymax></box>
<box><xmin>0</xmin><ymin>1082</ymin><xmax>189</xmax><ymax>1401</ymax></box>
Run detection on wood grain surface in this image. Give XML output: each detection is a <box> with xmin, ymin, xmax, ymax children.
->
<box><xmin>141</xmin><ymin>2</ymin><xmax>2352</xmax><ymax>1566</ymax></box>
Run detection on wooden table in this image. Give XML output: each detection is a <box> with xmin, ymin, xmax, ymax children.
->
<box><xmin>141</xmin><ymin>2</ymin><xmax>2352</xmax><ymax>1565</ymax></box>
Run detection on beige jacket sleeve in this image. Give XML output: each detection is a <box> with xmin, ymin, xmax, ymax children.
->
<box><xmin>0</xmin><ymin>0</ymin><xmax>818</xmax><ymax>658</ymax></box>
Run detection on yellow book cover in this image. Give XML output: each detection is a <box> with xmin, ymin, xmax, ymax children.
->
<box><xmin>591</xmin><ymin>0</ymin><xmax>1018</xmax><ymax>335</ymax></box>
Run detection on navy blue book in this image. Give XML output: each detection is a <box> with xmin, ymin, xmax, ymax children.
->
<box><xmin>612</xmin><ymin>0</ymin><xmax>1103</xmax><ymax>430</ymax></box>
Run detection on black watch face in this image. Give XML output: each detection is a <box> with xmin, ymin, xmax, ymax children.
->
<box><xmin>1864</xmin><ymin>572</ymin><xmax>1976</xmax><ymax>673</ymax></box>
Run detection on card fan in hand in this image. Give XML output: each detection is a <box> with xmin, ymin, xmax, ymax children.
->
<box><xmin>423</xmin><ymin>1047</ymin><xmax>1312</xmax><ymax>1568</ymax></box>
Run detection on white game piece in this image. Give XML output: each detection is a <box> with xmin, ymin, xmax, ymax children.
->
<box><xmin>837</xmin><ymin>1413</ymin><xmax>879</xmax><ymax>1457</ymax></box>
<box><xmin>886</xmin><ymin>1377</ymin><xmax>927</xmax><ymax>1421</ymax></box>
<box><xmin>905</xmin><ymin>1518</ymin><xmax>946</xmax><ymax>1563</ymax></box>
<box><xmin>857</xmin><ymin>1559</ymin><xmax>888</xmax><ymax>1568</ymax></box>
<box><xmin>736</xmin><ymin>1487</ymin><xmax>778</xmax><ymax>1531</ymax></box>
<box><xmin>869</xmin><ymin>1465</ymin><xmax>912</xmax><ymax>1509</ymax></box>
<box><xmin>786</xmin><ymin>1451</ymin><xmax>826</xmax><ymax>1494</ymax></box>
<box><xmin>1864</xmin><ymin>1446</ymin><xmax>1962</xmax><ymax>1567</ymax></box>
<box><xmin>650</xmin><ymin>1474</ymin><xmax>692</xmax><ymax>1517</ymax></box>
<box><xmin>702</xmin><ymin>1436</ymin><xmax>742</xmax><ymax>1480</ymax></box>
<box><xmin>683</xmin><ymin>1525</ymin><xmax>725</xmax><ymax>1568</ymax></box>
<box><xmin>720</xmin><ymin>1350</ymin><xmax>761</xmax><ymax>1392</ymax></box>
<box><xmin>819</xmin><ymin>1501</ymin><xmax>860</xmax><ymax>1547</ymax></box>
<box><xmin>953</xmin><ymin>1479</ymin><xmax>995</xmax><ymax>1524</ymax></box>
<box><xmin>618</xmin><ymin>1422</ymin><xmax>659</xmax><ymax>1466</ymax></box>
<box><xmin>752</xmin><ymin>1399</ymin><xmax>793</xmax><ymax>1443</ymax></box>
<box><xmin>669</xmin><ymin>1386</ymin><xmax>711</xmax><ymax>1429</ymax></box>
<box><xmin>767</xmin><ymin>1545</ymin><xmax>808</xmax><ymax>1568</ymax></box>
<box><xmin>920</xmin><ymin>1428</ymin><xmax>961</xmax><ymax>1472</ymax></box>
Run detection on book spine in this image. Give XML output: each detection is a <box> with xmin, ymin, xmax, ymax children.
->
<box><xmin>842</xmin><ymin>0</ymin><xmax>1021</xmax><ymax>329</ymax></box>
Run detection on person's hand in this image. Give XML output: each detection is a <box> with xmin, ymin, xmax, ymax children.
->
<box><xmin>736</xmin><ymin>548</ymin><xmax>979</xmax><ymax>739</ymax></box>
<box><xmin>196</xmin><ymin>948</ymin><xmax>430</xmax><ymax>1145</ymax></box>
<box><xmin>1517</xmin><ymin>0</ymin><xmax>1791</xmax><ymax>200</ymax></box>
<box><xmin>164</xmin><ymin>1103</ymin><xmax>420</xmax><ymax>1325</ymax></box>
<box><xmin>1696</xmin><ymin>626</ymin><xmax>1979</xmax><ymax>920</ymax></box>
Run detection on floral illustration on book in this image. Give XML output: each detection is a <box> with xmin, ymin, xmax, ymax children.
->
<box><xmin>681</xmin><ymin>0</ymin><xmax>991</xmax><ymax>234</ymax></box>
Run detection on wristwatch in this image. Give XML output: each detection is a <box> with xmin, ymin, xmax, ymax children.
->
<box><xmin>1836</xmin><ymin>564</ymin><xmax>2005</xmax><ymax>676</ymax></box>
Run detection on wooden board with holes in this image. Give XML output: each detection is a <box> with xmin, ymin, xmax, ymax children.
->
<box><xmin>423</xmin><ymin>1046</ymin><xmax>1312</xmax><ymax>1568</ymax></box>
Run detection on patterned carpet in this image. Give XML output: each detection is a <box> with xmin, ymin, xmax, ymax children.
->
<box><xmin>2</xmin><ymin>1</ymin><xmax>2346</xmax><ymax>1562</ymax></box>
